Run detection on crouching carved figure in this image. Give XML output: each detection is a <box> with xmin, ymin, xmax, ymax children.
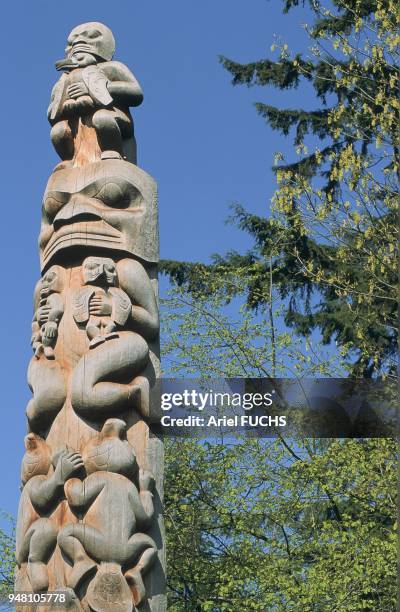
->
<box><xmin>58</xmin><ymin>419</ymin><xmax>157</xmax><ymax>610</ymax></box>
<box><xmin>48</xmin><ymin>22</ymin><xmax>143</xmax><ymax>164</ymax></box>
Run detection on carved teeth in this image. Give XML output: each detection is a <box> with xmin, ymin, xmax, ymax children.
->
<box><xmin>42</xmin><ymin>223</ymin><xmax>122</xmax><ymax>267</ymax></box>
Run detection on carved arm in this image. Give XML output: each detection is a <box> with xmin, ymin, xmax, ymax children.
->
<box><xmin>28</xmin><ymin>451</ymin><xmax>84</xmax><ymax>514</ymax></box>
<box><xmin>117</xmin><ymin>259</ymin><xmax>159</xmax><ymax>340</ymax></box>
<box><xmin>47</xmin><ymin>293</ymin><xmax>64</xmax><ymax>323</ymax></box>
<box><xmin>130</xmin><ymin>470</ymin><xmax>155</xmax><ymax>531</ymax></box>
<box><xmin>27</xmin><ymin>475</ymin><xmax>64</xmax><ymax>514</ymax></box>
<box><xmin>64</xmin><ymin>474</ymin><xmax>105</xmax><ymax>513</ymax></box>
<box><xmin>105</xmin><ymin>62</ymin><xmax>143</xmax><ymax>107</ymax></box>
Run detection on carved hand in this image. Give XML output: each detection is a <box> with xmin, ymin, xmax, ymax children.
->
<box><xmin>37</xmin><ymin>305</ymin><xmax>51</xmax><ymax>325</ymax></box>
<box><xmin>89</xmin><ymin>293</ymin><xmax>112</xmax><ymax>316</ymax></box>
<box><xmin>67</xmin><ymin>82</ymin><xmax>89</xmax><ymax>99</ymax></box>
<box><xmin>42</xmin><ymin>321</ymin><xmax>58</xmax><ymax>339</ymax></box>
<box><xmin>139</xmin><ymin>469</ymin><xmax>155</xmax><ymax>493</ymax></box>
<box><xmin>56</xmin><ymin>451</ymin><xmax>84</xmax><ymax>482</ymax></box>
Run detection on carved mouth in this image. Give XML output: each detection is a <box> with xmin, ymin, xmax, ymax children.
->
<box><xmin>53</xmin><ymin>201</ymin><xmax>104</xmax><ymax>230</ymax></box>
<box><xmin>42</xmin><ymin>220</ymin><xmax>123</xmax><ymax>267</ymax></box>
<box><xmin>71</xmin><ymin>43</ymin><xmax>93</xmax><ymax>54</ymax></box>
<box><xmin>53</xmin><ymin>212</ymin><xmax>101</xmax><ymax>231</ymax></box>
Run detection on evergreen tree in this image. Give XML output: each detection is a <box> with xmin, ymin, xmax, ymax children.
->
<box><xmin>162</xmin><ymin>0</ymin><xmax>399</xmax><ymax>377</ymax></box>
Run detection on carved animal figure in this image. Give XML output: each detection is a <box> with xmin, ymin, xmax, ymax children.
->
<box><xmin>48</xmin><ymin>22</ymin><xmax>143</xmax><ymax>163</ymax></box>
<box><xmin>58</xmin><ymin>419</ymin><xmax>157</xmax><ymax>608</ymax></box>
<box><xmin>31</xmin><ymin>266</ymin><xmax>65</xmax><ymax>359</ymax></box>
<box><xmin>16</xmin><ymin>434</ymin><xmax>83</xmax><ymax>593</ymax></box>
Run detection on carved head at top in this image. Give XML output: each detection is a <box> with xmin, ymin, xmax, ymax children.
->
<box><xmin>83</xmin><ymin>418</ymin><xmax>139</xmax><ymax>480</ymax></box>
<box><xmin>21</xmin><ymin>434</ymin><xmax>52</xmax><ymax>485</ymax></box>
<box><xmin>82</xmin><ymin>257</ymin><xmax>118</xmax><ymax>287</ymax></box>
<box><xmin>65</xmin><ymin>22</ymin><xmax>115</xmax><ymax>66</ymax></box>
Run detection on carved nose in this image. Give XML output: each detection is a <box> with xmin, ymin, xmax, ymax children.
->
<box><xmin>53</xmin><ymin>200</ymin><xmax>102</xmax><ymax>230</ymax></box>
<box><xmin>72</xmin><ymin>37</ymin><xmax>89</xmax><ymax>45</ymax></box>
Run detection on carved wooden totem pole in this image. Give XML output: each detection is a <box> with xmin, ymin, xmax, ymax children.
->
<box><xmin>15</xmin><ymin>22</ymin><xmax>165</xmax><ymax>612</ymax></box>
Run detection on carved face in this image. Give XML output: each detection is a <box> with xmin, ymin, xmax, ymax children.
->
<box><xmin>83</xmin><ymin>419</ymin><xmax>138</xmax><ymax>479</ymax></box>
<box><xmin>65</xmin><ymin>22</ymin><xmax>115</xmax><ymax>62</ymax></box>
<box><xmin>40</xmin><ymin>265</ymin><xmax>64</xmax><ymax>296</ymax></box>
<box><xmin>82</xmin><ymin>257</ymin><xmax>117</xmax><ymax>286</ymax></box>
<box><xmin>21</xmin><ymin>434</ymin><xmax>51</xmax><ymax>485</ymax></box>
<box><xmin>39</xmin><ymin>159</ymin><xmax>158</xmax><ymax>271</ymax></box>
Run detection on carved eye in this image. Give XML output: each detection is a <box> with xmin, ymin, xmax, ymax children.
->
<box><xmin>43</xmin><ymin>272</ymin><xmax>56</xmax><ymax>284</ymax></box>
<box><xmin>95</xmin><ymin>182</ymin><xmax>130</xmax><ymax>208</ymax></box>
<box><xmin>43</xmin><ymin>193</ymin><xmax>69</xmax><ymax>218</ymax></box>
<box><xmin>88</xmin><ymin>29</ymin><xmax>101</xmax><ymax>39</ymax></box>
<box><xmin>86</xmin><ymin>262</ymin><xmax>99</xmax><ymax>271</ymax></box>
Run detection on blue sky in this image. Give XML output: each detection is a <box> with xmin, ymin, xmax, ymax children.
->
<box><xmin>0</xmin><ymin>0</ymin><xmax>316</xmax><ymax>516</ymax></box>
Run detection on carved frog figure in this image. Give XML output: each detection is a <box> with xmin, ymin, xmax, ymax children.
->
<box><xmin>58</xmin><ymin>419</ymin><xmax>157</xmax><ymax>608</ymax></box>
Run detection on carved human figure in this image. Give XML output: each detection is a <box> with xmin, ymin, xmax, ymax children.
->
<box><xmin>58</xmin><ymin>419</ymin><xmax>157</xmax><ymax>608</ymax></box>
<box><xmin>16</xmin><ymin>434</ymin><xmax>83</xmax><ymax>593</ymax></box>
<box><xmin>71</xmin><ymin>257</ymin><xmax>159</xmax><ymax>420</ymax></box>
<box><xmin>73</xmin><ymin>256</ymin><xmax>131</xmax><ymax>348</ymax></box>
<box><xmin>48</xmin><ymin>22</ymin><xmax>143</xmax><ymax>163</ymax></box>
<box><xmin>31</xmin><ymin>266</ymin><xmax>65</xmax><ymax>359</ymax></box>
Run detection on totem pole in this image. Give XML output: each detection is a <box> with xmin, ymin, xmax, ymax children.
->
<box><xmin>15</xmin><ymin>23</ymin><xmax>165</xmax><ymax>612</ymax></box>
